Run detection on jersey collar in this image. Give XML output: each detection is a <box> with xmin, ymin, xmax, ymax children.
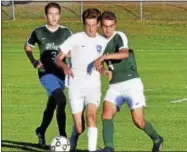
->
<box><xmin>45</xmin><ymin>24</ymin><xmax>60</xmax><ymax>33</ymax></box>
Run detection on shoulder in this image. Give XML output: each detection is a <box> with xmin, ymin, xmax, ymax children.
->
<box><xmin>59</xmin><ymin>25</ymin><xmax>72</xmax><ymax>33</ymax></box>
<box><xmin>33</xmin><ymin>25</ymin><xmax>46</xmax><ymax>33</ymax></box>
<box><xmin>70</xmin><ymin>31</ymin><xmax>85</xmax><ymax>39</ymax></box>
<box><xmin>115</xmin><ymin>31</ymin><xmax>128</xmax><ymax>40</ymax></box>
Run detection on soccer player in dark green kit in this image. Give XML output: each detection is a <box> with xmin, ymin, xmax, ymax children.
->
<box><xmin>94</xmin><ymin>11</ymin><xmax>163</xmax><ymax>152</ymax></box>
<box><xmin>24</xmin><ymin>2</ymin><xmax>72</xmax><ymax>147</ymax></box>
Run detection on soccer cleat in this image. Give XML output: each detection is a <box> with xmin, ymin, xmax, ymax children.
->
<box><xmin>35</xmin><ymin>127</ymin><xmax>46</xmax><ymax>147</ymax></box>
<box><xmin>152</xmin><ymin>136</ymin><xmax>164</xmax><ymax>152</ymax></box>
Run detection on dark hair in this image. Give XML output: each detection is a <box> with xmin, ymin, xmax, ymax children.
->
<box><xmin>44</xmin><ymin>2</ymin><xmax>61</xmax><ymax>15</ymax></box>
<box><xmin>101</xmin><ymin>11</ymin><xmax>117</xmax><ymax>24</ymax></box>
<box><xmin>82</xmin><ymin>8</ymin><xmax>101</xmax><ymax>25</ymax></box>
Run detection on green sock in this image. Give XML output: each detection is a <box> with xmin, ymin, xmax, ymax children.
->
<box><xmin>102</xmin><ymin>119</ymin><xmax>114</xmax><ymax>148</ymax></box>
<box><xmin>143</xmin><ymin>121</ymin><xmax>160</xmax><ymax>143</ymax></box>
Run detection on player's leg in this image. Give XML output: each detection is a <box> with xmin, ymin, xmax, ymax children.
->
<box><xmin>85</xmin><ymin>86</ymin><xmax>104</xmax><ymax>151</ymax></box>
<box><xmin>49</xmin><ymin>75</ymin><xmax>67</xmax><ymax>137</ymax></box>
<box><xmin>102</xmin><ymin>86</ymin><xmax>123</xmax><ymax>151</ymax></box>
<box><xmin>127</xmin><ymin>78</ymin><xmax>163</xmax><ymax>152</ymax></box>
<box><xmin>36</xmin><ymin>75</ymin><xmax>59</xmax><ymax>146</ymax></box>
<box><xmin>70</xmin><ymin>113</ymin><xmax>85</xmax><ymax>151</ymax></box>
<box><xmin>130</xmin><ymin>107</ymin><xmax>163</xmax><ymax>152</ymax></box>
<box><xmin>52</xmin><ymin>88</ymin><xmax>67</xmax><ymax>137</ymax></box>
<box><xmin>40</xmin><ymin>74</ymin><xmax>67</xmax><ymax>136</ymax></box>
<box><xmin>85</xmin><ymin>103</ymin><xmax>98</xmax><ymax>151</ymax></box>
<box><xmin>69</xmin><ymin>91</ymin><xmax>85</xmax><ymax>151</ymax></box>
<box><xmin>35</xmin><ymin>95</ymin><xmax>56</xmax><ymax>146</ymax></box>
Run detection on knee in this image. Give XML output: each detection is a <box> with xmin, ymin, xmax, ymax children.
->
<box><xmin>52</xmin><ymin>88</ymin><xmax>66</xmax><ymax>105</ymax></box>
<box><xmin>86</xmin><ymin>114</ymin><xmax>96</xmax><ymax>127</ymax></box>
<box><xmin>133</xmin><ymin>118</ymin><xmax>145</xmax><ymax>129</ymax></box>
<box><xmin>102</xmin><ymin>110</ymin><xmax>114</xmax><ymax>120</ymax></box>
<box><xmin>75</xmin><ymin>126</ymin><xmax>83</xmax><ymax>135</ymax></box>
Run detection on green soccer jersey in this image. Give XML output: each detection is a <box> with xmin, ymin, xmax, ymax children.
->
<box><xmin>104</xmin><ymin>31</ymin><xmax>139</xmax><ymax>84</ymax></box>
<box><xmin>26</xmin><ymin>25</ymin><xmax>72</xmax><ymax>80</ymax></box>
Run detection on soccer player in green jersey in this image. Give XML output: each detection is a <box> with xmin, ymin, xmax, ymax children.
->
<box><xmin>24</xmin><ymin>2</ymin><xmax>72</xmax><ymax>147</ymax></box>
<box><xmin>94</xmin><ymin>11</ymin><xmax>164</xmax><ymax>152</ymax></box>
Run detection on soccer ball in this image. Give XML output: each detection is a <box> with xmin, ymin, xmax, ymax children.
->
<box><xmin>50</xmin><ymin>136</ymin><xmax>70</xmax><ymax>152</ymax></box>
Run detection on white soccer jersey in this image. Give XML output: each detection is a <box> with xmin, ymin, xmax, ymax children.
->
<box><xmin>59</xmin><ymin>32</ymin><xmax>107</xmax><ymax>85</ymax></box>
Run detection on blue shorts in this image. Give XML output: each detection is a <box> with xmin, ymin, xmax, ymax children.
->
<box><xmin>40</xmin><ymin>74</ymin><xmax>65</xmax><ymax>96</ymax></box>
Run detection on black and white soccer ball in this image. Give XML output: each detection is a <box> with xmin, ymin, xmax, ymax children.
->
<box><xmin>50</xmin><ymin>136</ymin><xmax>70</xmax><ymax>152</ymax></box>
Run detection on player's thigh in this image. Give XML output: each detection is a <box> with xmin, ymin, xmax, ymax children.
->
<box><xmin>40</xmin><ymin>74</ymin><xmax>64</xmax><ymax>96</ymax></box>
<box><xmin>85</xmin><ymin>86</ymin><xmax>101</xmax><ymax>108</ymax></box>
<box><xmin>102</xmin><ymin>101</ymin><xmax>118</xmax><ymax>119</ymax></box>
<box><xmin>69</xmin><ymin>89</ymin><xmax>85</xmax><ymax>114</ymax></box>
<box><xmin>130</xmin><ymin>107</ymin><xmax>145</xmax><ymax>123</ymax></box>
<box><xmin>125</xmin><ymin>78</ymin><xmax>146</xmax><ymax>110</ymax></box>
<box><xmin>104</xmin><ymin>87</ymin><xmax>124</xmax><ymax>111</ymax></box>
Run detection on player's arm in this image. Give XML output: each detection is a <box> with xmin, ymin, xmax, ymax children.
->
<box><xmin>24</xmin><ymin>30</ymin><xmax>42</xmax><ymax>69</ymax></box>
<box><xmin>95</xmin><ymin>32</ymin><xmax>129</xmax><ymax>71</ymax></box>
<box><xmin>102</xmin><ymin>48</ymin><xmax>129</xmax><ymax>61</ymax></box>
<box><xmin>55</xmin><ymin>51</ymin><xmax>74</xmax><ymax>78</ymax></box>
<box><xmin>24</xmin><ymin>43</ymin><xmax>42</xmax><ymax>69</ymax></box>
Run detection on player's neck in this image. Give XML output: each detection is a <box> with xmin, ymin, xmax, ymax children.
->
<box><xmin>46</xmin><ymin>24</ymin><xmax>60</xmax><ymax>32</ymax></box>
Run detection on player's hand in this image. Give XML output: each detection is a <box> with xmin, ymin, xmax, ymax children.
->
<box><xmin>32</xmin><ymin>60</ymin><xmax>43</xmax><ymax>69</ymax></box>
<box><xmin>63</xmin><ymin>66</ymin><xmax>74</xmax><ymax>78</ymax></box>
<box><xmin>94</xmin><ymin>56</ymin><xmax>105</xmax><ymax>71</ymax></box>
<box><xmin>103</xmin><ymin>70</ymin><xmax>112</xmax><ymax>81</ymax></box>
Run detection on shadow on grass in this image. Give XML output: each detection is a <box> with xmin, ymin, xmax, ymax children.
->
<box><xmin>1</xmin><ymin>140</ymin><xmax>49</xmax><ymax>152</ymax></box>
<box><xmin>2</xmin><ymin>140</ymin><xmax>88</xmax><ymax>151</ymax></box>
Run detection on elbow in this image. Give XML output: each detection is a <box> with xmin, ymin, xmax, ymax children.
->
<box><xmin>121</xmin><ymin>51</ymin><xmax>129</xmax><ymax>59</ymax></box>
<box><xmin>54</xmin><ymin>56</ymin><xmax>62</xmax><ymax>68</ymax></box>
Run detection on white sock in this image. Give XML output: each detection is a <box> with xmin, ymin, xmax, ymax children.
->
<box><xmin>70</xmin><ymin>125</ymin><xmax>79</xmax><ymax>150</ymax></box>
<box><xmin>87</xmin><ymin>127</ymin><xmax>98</xmax><ymax>151</ymax></box>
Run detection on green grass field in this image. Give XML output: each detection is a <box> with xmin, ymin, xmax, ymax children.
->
<box><xmin>2</xmin><ymin>2</ymin><xmax>187</xmax><ymax>151</ymax></box>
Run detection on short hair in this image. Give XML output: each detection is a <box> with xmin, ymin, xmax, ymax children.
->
<box><xmin>44</xmin><ymin>2</ymin><xmax>61</xmax><ymax>15</ymax></box>
<box><xmin>82</xmin><ymin>8</ymin><xmax>101</xmax><ymax>25</ymax></box>
<box><xmin>101</xmin><ymin>11</ymin><xmax>117</xmax><ymax>24</ymax></box>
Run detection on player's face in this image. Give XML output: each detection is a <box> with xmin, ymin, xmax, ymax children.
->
<box><xmin>101</xmin><ymin>19</ymin><xmax>116</xmax><ymax>39</ymax></box>
<box><xmin>46</xmin><ymin>7</ymin><xmax>60</xmax><ymax>27</ymax></box>
<box><xmin>84</xmin><ymin>18</ymin><xmax>99</xmax><ymax>37</ymax></box>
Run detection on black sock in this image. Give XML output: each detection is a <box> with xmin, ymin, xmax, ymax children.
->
<box><xmin>39</xmin><ymin>95</ymin><xmax>56</xmax><ymax>135</ymax></box>
<box><xmin>52</xmin><ymin>88</ymin><xmax>67</xmax><ymax>137</ymax></box>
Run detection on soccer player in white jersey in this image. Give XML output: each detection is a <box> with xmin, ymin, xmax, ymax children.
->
<box><xmin>94</xmin><ymin>11</ymin><xmax>163</xmax><ymax>152</ymax></box>
<box><xmin>55</xmin><ymin>8</ymin><xmax>107</xmax><ymax>151</ymax></box>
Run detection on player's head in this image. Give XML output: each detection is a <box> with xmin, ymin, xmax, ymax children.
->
<box><xmin>82</xmin><ymin>8</ymin><xmax>101</xmax><ymax>37</ymax></box>
<box><xmin>44</xmin><ymin>2</ymin><xmax>61</xmax><ymax>27</ymax></box>
<box><xmin>101</xmin><ymin>11</ymin><xmax>117</xmax><ymax>39</ymax></box>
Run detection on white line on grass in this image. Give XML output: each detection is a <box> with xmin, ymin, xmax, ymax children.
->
<box><xmin>145</xmin><ymin>88</ymin><xmax>161</xmax><ymax>92</ymax></box>
<box><xmin>170</xmin><ymin>98</ymin><xmax>187</xmax><ymax>103</ymax></box>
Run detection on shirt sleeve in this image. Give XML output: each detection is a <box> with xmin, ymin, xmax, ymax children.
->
<box><xmin>117</xmin><ymin>32</ymin><xmax>129</xmax><ymax>51</ymax></box>
<box><xmin>26</xmin><ymin>30</ymin><xmax>37</xmax><ymax>47</ymax></box>
<box><xmin>59</xmin><ymin>35</ymin><xmax>75</xmax><ymax>55</ymax></box>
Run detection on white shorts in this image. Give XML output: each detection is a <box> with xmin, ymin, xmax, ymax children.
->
<box><xmin>104</xmin><ymin>78</ymin><xmax>146</xmax><ymax>110</ymax></box>
<box><xmin>68</xmin><ymin>78</ymin><xmax>101</xmax><ymax>114</ymax></box>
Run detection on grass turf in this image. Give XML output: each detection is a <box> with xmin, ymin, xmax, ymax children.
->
<box><xmin>2</xmin><ymin>2</ymin><xmax>187</xmax><ymax>151</ymax></box>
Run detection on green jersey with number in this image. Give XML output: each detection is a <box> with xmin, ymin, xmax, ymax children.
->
<box><xmin>104</xmin><ymin>31</ymin><xmax>139</xmax><ymax>84</ymax></box>
<box><xmin>26</xmin><ymin>25</ymin><xmax>72</xmax><ymax>80</ymax></box>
